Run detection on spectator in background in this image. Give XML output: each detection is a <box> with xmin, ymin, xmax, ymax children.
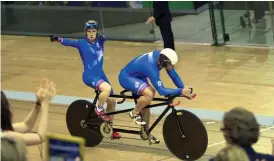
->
<box><xmin>1</xmin><ymin>78</ymin><xmax>56</xmax><ymax>146</ymax></box>
<box><xmin>247</xmin><ymin>1</ymin><xmax>265</xmax><ymax>23</ymax></box>
<box><xmin>209</xmin><ymin>107</ymin><xmax>274</xmax><ymax>161</ymax></box>
<box><xmin>146</xmin><ymin>1</ymin><xmax>175</xmax><ymax>50</ymax></box>
<box><xmin>127</xmin><ymin>1</ymin><xmax>143</xmax><ymax>8</ymax></box>
<box><xmin>214</xmin><ymin>144</ymin><xmax>250</xmax><ymax>161</ymax></box>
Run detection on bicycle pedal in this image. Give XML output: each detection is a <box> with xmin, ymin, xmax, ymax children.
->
<box><xmin>148</xmin><ymin>139</ymin><xmax>160</xmax><ymax>145</ymax></box>
<box><xmin>154</xmin><ymin>140</ymin><xmax>160</xmax><ymax>144</ymax></box>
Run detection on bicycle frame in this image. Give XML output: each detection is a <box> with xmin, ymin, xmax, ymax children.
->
<box><xmin>84</xmin><ymin>90</ymin><xmax>185</xmax><ymax>136</ymax></box>
<box><xmin>65</xmin><ymin>88</ymin><xmax>206</xmax><ymax>160</ymax></box>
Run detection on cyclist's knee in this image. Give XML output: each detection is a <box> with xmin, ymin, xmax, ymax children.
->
<box><xmin>99</xmin><ymin>82</ymin><xmax>112</xmax><ymax>94</ymax></box>
<box><xmin>142</xmin><ymin>86</ymin><xmax>155</xmax><ymax>102</ymax></box>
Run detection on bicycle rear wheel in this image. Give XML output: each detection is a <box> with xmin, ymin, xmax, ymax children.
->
<box><xmin>66</xmin><ymin>100</ymin><xmax>103</xmax><ymax>147</ymax></box>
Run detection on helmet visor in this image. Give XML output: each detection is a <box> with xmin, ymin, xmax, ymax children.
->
<box><xmin>84</xmin><ymin>23</ymin><xmax>99</xmax><ymax>30</ymax></box>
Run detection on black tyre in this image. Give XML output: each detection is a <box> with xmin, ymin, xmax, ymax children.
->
<box><xmin>163</xmin><ymin>110</ymin><xmax>208</xmax><ymax>160</ymax></box>
<box><xmin>66</xmin><ymin>100</ymin><xmax>103</xmax><ymax>147</ymax></box>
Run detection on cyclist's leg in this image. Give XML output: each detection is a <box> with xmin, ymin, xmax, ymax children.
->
<box><xmin>99</xmin><ymin>72</ymin><xmax>121</xmax><ymax>139</ymax></box>
<box><xmin>119</xmin><ymin>73</ymin><xmax>154</xmax><ymax>125</ymax></box>
<box><xmin>99</xmin><ymin>72</ymin><xmax>116</xmax><ymax>121</ymax></box>
<box><xmin>82</xmin><ymin>70</ymin><xmax>110</xmax><ymax>121</ymax></box>
<box><xmin>138</xmin><ymin>77</ymin><xmax>155</xmax><ymax>129</ymax></box>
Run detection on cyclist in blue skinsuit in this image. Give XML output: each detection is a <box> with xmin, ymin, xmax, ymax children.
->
<box><xmin>50</xmin><ymin>20</ymin><xmax>120</xmax><ymax>139</ymax></box>
<box><xmin>119</xmin><ymin>48</ymin><xmax>194</xmax><ymax>144</ymax></box>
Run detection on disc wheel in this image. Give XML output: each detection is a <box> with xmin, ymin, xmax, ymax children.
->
<box><xmin>163</xmin><ymin>110</ymin><xmax>208</xmax><ymax>160</ymax></box>
<box><xmin>66</xmin><ymin>100</ymin><xmax>103</xmax><ymax>147</ymax></box>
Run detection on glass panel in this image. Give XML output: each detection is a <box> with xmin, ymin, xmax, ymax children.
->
<box><xmin>269</xmin><ymin>1</ymin><xmax>274</xmax><ymax>44</ymax></box>
<box><xmin>1</xmin><ymin>4</ymin><xmax>98</xmax><ymax>37</ymax></box>
<box><xmin>98</xmin><ymin>1</ymin><xmax>155</xmax><ymax>42</ymax></box>
<box><xmin>222</xmin><ymin>1</ymin><xmax>274</xmax><ymax>47</ymax></box>
<box><xmin>1</xmin><ymin>1</ymin><xmax>156</xmax><ymax>42</ymax></box>
<box><xmin>152</xmin><ymin>1</ymin><xmax>214</xmax><ymax>44</ymax></box>
<box><xmin>211</xmin><ymin>2</ymin><xmax>226</xmax><ymax>45</ymax></box>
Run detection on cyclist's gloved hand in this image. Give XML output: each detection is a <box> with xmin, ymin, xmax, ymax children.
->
<box><xmin>98</xmin><ymin>34</ymin><xmax>105</xmax><ymax>40</ymax></box>
<box><xmin>50</xmin><ymin>35</ymin><xmax>59</xmax><ymax>42</ymax></box>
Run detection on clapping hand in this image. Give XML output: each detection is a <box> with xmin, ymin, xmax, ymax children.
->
<box><xmin>36</xmin><ymin>78</ymin><xmax>56</xmax><ymax>104</ymax></box>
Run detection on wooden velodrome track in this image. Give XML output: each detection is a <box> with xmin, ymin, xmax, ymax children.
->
<box><xmin>1</xmin><ymin>35</ymin><xmax>274</xmax><ymax>161</ymax></box>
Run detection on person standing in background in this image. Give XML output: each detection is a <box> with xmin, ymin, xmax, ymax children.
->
<box><xmin>247</xmin><ymin>1</ymin><xmax>265</xmax><ymax>23</ymax></box>
<box><xmin>146</xmin><ymin>1</ymin><xmax>175</xmax><ymax>50</ymax></box>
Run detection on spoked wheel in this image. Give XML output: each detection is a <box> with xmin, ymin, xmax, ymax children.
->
<box><xmin>66</xmin><ymin>100</ymin><xmax>103</xmax><ymax>147</ymax></box>
<box><xmin>163</xmin><ymin>110</ymin><xmax>208</xmax><ymax>161</ymax></box>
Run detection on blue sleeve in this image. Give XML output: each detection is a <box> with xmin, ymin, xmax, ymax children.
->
<box><xmin>59</xmin><ymin>38</ymin><xmax>79</xmax><ymax>48</ymax></box>
<box><xmin>167</xmin><ymin>68</ymin><xmax>184</xmax><ymax>88</ymax></box>
<box><xmin>148</xmin><ymin>69</ymin><xmax>183</xmax><ymax>96</ymax></box>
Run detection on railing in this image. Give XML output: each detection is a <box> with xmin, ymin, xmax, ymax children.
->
<box><xmin>1</xmin><ymin>1</ymin><xmax>214</xmax><ymax>44</ymax></box>
<box><xmin>3</xmin><ymin>1</ymin><xmax>271</xmax><ymax>46</ymax></box>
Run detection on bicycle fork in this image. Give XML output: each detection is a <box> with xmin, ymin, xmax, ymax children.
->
<box><xmin>171</xmin><ymin>107</ymin><xmax>186</xmax><ymax>139</ymax></box>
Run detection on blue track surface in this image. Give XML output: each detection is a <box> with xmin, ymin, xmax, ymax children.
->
<box><xmin>3</xmin><ymin>90</ymin><xmax>274</xmax><ymax>126</ymax></box>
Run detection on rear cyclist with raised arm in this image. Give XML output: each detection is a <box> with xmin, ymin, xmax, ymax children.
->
<box><xmin>50</xmin><ymin>20</ymin><xmax>121</xmax><ymax>139</ymax></box>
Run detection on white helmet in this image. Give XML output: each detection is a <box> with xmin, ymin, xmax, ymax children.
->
<box><xmin>159</xmin><ymin>48</ymin><xmax>178</xmax><ymax>67</ymax></box>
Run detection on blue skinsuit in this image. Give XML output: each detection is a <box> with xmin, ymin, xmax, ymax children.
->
<box><xmin>58</xmin><ymin>36</ymin><xmax>113</xmax><ymax>94</ymax></box>
<box><xmin>119</xmin><ymin>50</ymin><xmax>184</xmax><ymax>96</ymax></box>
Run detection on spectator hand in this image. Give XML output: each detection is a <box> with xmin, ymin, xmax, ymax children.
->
<box><xmin>146</xmin><ymin>16</ymin><xmax>155</xmax><ymax>24</ymax></box>
<box><xmin>36</xmin><ymin>78</ymin><xmax>56</xmax><ymax>104</ymax></box>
